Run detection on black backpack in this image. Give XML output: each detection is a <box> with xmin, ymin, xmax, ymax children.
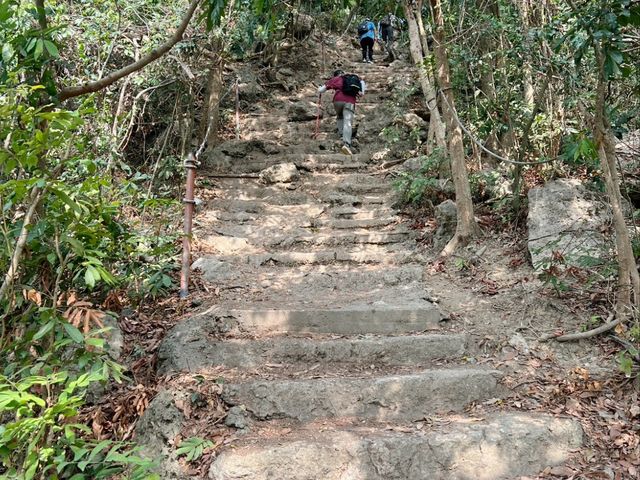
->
<box><xmin>342</xmin><ymin>74</ymin><xmax>362</xmax><ymax>97</ymax></box>
<box><xmin>357</xmin><ymin>21</ymin><xmax>369</xmax><ymax>36</ymax></box>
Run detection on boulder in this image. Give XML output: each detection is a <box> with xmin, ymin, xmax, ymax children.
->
<box><xmin>236</xmin><ymin>69</ymin><xmax>265</xmax><ymax>101</ymax></box>
<box><xmin>527</xmin><ymin>179</ymin><xmax>610</xmax><ymax>270</ymax></box>
<box><xmin>192</xmin><ymin>256</ymin><xmax>235</xmax><ymax>281</ymax></box>
<box><xmin>433</xmin><ymin>200</ymin><xmax>457</xmax><ymax>250</ymax></box>
<box><xmin>289</xmin><ymin>10</ymin><xmax>315</xmax><ymax>39</ymax></box>
<box><xmin>259</xmin><ymin>163</ymin><xmax>299</xmax><ymax>184</ymax></box>
<box><xmin>135</xmin><ymin>390</ymin><xmax>186</xmax><ymax>479</ymax></box>
<box><xmin>395</xmin><ymin>113</ymin><xmax>428</xmax><ymax>131</ymax></box>
<box><xmin>288</xmin><ymin>101</ymin><xmax>320</xmax><ymax>122</ymax></box>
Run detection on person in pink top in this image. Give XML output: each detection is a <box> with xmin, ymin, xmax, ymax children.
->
<box><xmin>317</xmin><ymin>69</ymin><xmax>367</xmax><ymax>155</ymax></box>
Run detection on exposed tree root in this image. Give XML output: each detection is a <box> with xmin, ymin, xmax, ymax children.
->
<box><xmin>540</xmin><ymin>313</ymin><xmax>620</xmax><ymax>342</ymax></box>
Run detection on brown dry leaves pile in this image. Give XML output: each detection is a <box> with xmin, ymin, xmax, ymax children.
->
<box><xmin>497</xmin><ymin>354</ymin><xmax>640</xmax><ymax>479</ymax></box>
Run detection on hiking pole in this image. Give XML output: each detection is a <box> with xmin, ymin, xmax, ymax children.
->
<box><xmin>313</xmin><ymin>93</ymin><xmax>322</xmax><ymax>139</ymax></box>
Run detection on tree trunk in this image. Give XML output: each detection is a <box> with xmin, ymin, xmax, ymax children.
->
<box><xmin>430</xmin><ymin>0</ymin><xmax>478</xmax><ymax>255</ymax></box>
<box><xmin>403</xmin><ymin>1</ymin><xmax>446</xmax><ymax>157</ymax></box>
<box><xmin>200</xmin><ymin>53</ymin><xmax>224</xmax><ymax>148</ymax></box>
<box><xmin>518</xmin><ymin>0</ymin><xmax>534</xmax><ymax>107</ymax></box>
<box><xmin>593</xmin><ymin>46</ymin><xmax>640</xmax><ymax>315</ymax></box>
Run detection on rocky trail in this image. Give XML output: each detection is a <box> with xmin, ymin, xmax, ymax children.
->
<box><xmin>132</xmin><ymin>35</ymin><xmax>638</xmax><ymax>480</ymax></box>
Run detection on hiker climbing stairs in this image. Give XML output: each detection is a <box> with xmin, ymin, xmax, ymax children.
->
<box><xmin>138</xmin><ymin>36</ymin><xmax>583</xmax><ymax>480</ymax></box>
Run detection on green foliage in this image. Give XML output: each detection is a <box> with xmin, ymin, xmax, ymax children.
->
<box><xmin>0</xmin><ymin>346</ymin><xmax>159</xmax><ymax>479</ymax></box>
<box><xmin>393</xmin><ymin>150</ymin><xmax>446</xmax><ymax>205</ymax></box>
<box><xmin>559</xmin><ymin>130</ymin><xmax>599</xmax><ymax>170</ymax></box>
<box><xmin>175</xmin><ymin>437</ymin><xmax>214</xmax><ymax>463</ymax></box>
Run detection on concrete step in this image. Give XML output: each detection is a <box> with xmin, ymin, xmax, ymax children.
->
<box><xmin>223</xmin><ymin>302</ymin><xmax>442</xmax><ymax>335</ymax></box>
<box><xmin>330</xmin><ymin>205</ymin><xmax>395</xmax><ymax>219</ymax></box>
<box><xmin>208</xmin><ymin>414</ymin><xmax>583</xmax><ymax>480</ymax></box>
<box><xmin>313</xmin><ymin>217</ymin><xmax>399</xmax><ymax>229</ymax></box>
<box><xmin>263</xmin><ymin>230</ymin><xmax>412</xmax><ymax>248</ymax></box>
<box><xmin>222</xmin><ymin>368</ymin><xmax>504</xmax><ymax>422</ymax></box>
<box><xmin>201</xmin><ymin>248</ymin><xmax>423</xmax><ymax>266</ymax></box>
<box><xmin>206</xmin><ymin>153</ymin><xmax>371</xmax><ymax>174</ymax></box>
<box><xmin>158</xmin><ymin>333</ymin><xmax>468</xmax><ymax>373</ymax></box>
<box><xmin>209</xmin><ymin>175</ymin><xmax>392</xmax><ymax>199</ymax></box>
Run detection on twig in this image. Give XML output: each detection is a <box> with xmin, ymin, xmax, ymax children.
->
<box><xmin>540</xmin><ymin>313</ymin><xmax>619</xmax><ymax>342</ymax></box>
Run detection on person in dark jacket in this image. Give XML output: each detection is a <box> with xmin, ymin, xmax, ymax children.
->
<box><xmin>318</xmin><ymin>69</ymin><xmax>367</xmax><ymax>155</ymax></box>
<box><xmin>378</xmin><ymin>13</ymin><xmax>400</xmax><ymax>61</ymax></box>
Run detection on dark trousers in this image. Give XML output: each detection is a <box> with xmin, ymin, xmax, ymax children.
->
<box><xmin>360</xmin><ymin>37</ymin><xmax>374</xmax><ymax>61</ymax></box>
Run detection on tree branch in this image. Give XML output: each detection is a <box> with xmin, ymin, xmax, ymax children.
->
<box><xmin>58</xmin><ymin>0</ymin><xmax>201</xmax><ymax>102</ymax></box>
<box><xmin>540</xmin><ymin>313</ymin><xmax>621</xmax><ymax>342</ymax></box>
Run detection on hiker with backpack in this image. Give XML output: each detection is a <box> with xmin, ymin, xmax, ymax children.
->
<box><xmin>378</xmin><ymin>12</ymin><xmax>400</xmax><ymax>62</ymax></box>
<box><xmin>357</xmin><ymin>18</ymin><xmax>376</xmax><ymax>63</ymax></box>
<box><xmin>317</xmin><ymin>69</ymin><xmax>366</xmax><ymax>155</ymax></box>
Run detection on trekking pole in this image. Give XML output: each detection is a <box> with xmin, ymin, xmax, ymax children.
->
<box><xmin>313</xmin><ymin>93</ymin><xmax>322</xmax><ymax>139</ymax></box>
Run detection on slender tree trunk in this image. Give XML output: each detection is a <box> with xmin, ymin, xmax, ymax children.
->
<box><xmin>200</xmin><ymin>52</ymin><xmax>224</xmax><ymax>148</ymax></box>
<box><xmin>475</xmin><ymin>0</ymin><xmax>501</xmax><ymax>166</ymax></box>
<box><xmin>430</xmin><ymin>0</ymin><xmax>478</xmax><ymax>255</ymax></box>
<box><xmin>593</xmin><ymin>46</ymin><xmax>640</xmax><ymax>315</ymax></box>
<box><xmin>415</xmin><ymin>0</ymin><xmax>431</xmax><ymax>59</ymax></box>
<box><xmin>403</xmin><ymin>1</ymin><xmax>446</xmax><ymax>157</ymax></box>
<box><xmin>518</xmin><ymin>0</ymin><xmax>534</xmax><ymax>107</ymax></box>
<box><xmin>511</xmin><ymin>71</ymin><xmax>552</xmax><ymax>212</ymax></box>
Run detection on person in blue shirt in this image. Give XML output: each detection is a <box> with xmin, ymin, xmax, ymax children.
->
<box><xmin>357</xmin><ymin>18</ymin><xmax>376</xmax><ymax>63</ymax></box>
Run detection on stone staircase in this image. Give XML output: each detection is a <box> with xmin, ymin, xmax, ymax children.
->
<box><xmin>142</xmin><ymin>44</ymin><xmax>583</xmax><ymax>479</ymax></box>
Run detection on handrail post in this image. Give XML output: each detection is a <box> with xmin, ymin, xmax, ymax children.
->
<box><xmin>180</xmin><ymin>152</ymin><xmax>198</xmax><ymax>299</ymax></box>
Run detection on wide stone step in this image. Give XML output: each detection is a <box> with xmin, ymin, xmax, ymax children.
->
<box><xmin>313</xmin><ymin>217</ymin><xmax>399</xmax><ymax>229</ymax></box>
<box><xmin>224</xmin><ymin>303</ymin><xmax>442</xmax><ymax>334</ymax></box>
<box><xmin>206</xmin><ymin>153</ymin><xmax>371</xmax><ymax>174</ymax></box>
<box><xmin>209</xmin><ymin>176</ymin><xmax>392</xmax><ymax>199</ymax></box>
<box><xmin>158</xmin><ymin>333</ymin><xmax>468</xmax><ymax>373</ymax></box>
<box><xmin>203</xmin><ymin>248</ymin><xmax>423</xmax><ymax>266</ymax></box>
<box><xmin>222</xmin><ymin>369</ymin><xmax>504</xmax><ymax>421</ymax></box>
<box><xmin>208</xmin><ymin>414</ymin><xmax>583</xmax><ymax>480</ymax></box>
<box><xmin>263</xmin><ymin>231</ymin><xmax>412</xmax><ymax>248</ymax></box>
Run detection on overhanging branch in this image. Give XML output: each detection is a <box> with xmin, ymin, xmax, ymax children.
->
<box><xmin>58</xmin><ymin>0</ymin><xmax>201</xmax><ymax>102</ymax></box>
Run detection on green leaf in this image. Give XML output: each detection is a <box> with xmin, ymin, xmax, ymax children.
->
<box><xmin>2</xmin><ymin>42</ymin><xmax>14</xmax><ymax>63</ymax></box>
<box><xmin>32</xmin><ymin>320</ymin><xmax>55</xmax><ymax>341</ymax></box>
<box><xmin>63</xmin><ymin>322</ymin><xmax>84</xmax><ymax>343</ymax></box>
<box><xmin>34</xmin><ymin>38</ymin><xmax>44</xmax><ymax>60</ymax></box>
<box><xmin>50</xmin><ymin>187</ymin><xmax>82</xmax><ymax>215</ymax></box>
<box><xmin>43</xmin><ymin>40</ymin><xmax>58</xmax><ymax>57</ymax></box>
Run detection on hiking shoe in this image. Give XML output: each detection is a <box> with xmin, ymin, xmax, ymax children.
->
<box><xmin>341</xmin><ymin>143</ymin><xmax>353</xmax><ymax>155</ymax></box>
<box><xmin>362</xmin><ymin>58</ymin><xmax>368</xmax><ymax>63</ymax></box>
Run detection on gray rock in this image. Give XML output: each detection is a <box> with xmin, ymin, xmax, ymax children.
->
<box><xmin>236</xmin><ymin>69</ymin><xmax>264</xmax><ymax>101</ymax></box>
<box><xmin>203</xmin><ymin>235</ymin><xmax>250</xmax><ymax>254</ymax></box>
<box><xmin>192</xmin><ymin>257</ymin><xmax>234</xmax><ymax>281</ymax></box>
<box><xmin>135</xmin><ymin>390</ymin><xmax>186</xmax><ymax>479</ymax></box>
<box><xmin>157</xmin><ymin>328</ymin><xmax>468</xmax><ymax>373</ymax></box>
<box><xmin>102</xmin><ymin>315</ymin><xmax>123</xmax><ymax>360</ymax></box>
<box><xmin>288</xmin><ymin>101</ymin><xmax>320</xmax><ymax>122</ymax></box>
<box><xmin>209</xmin><ymin>414</ymin><xmax>583</xmax><ymax>480</ymax></box>
<box><xmin>225</xmin><ymin>406</ymin><xmax>250</xmax><ymax>430</ymax></box>
<box><xmin>289</xmin><ymin>10</ymin><xmax>315</xmax><ymax>39</ymax></box>
<box><xmin>527</xmin><ymin>179</ymin><xmax>610</xmax><ymax>270</ymax></box>
<box><xmin>395</xmin><ymin>112</ymin><xmax>427</xmax><ymax>130</ymax></box>
<box><xmin>259</xmin><ymin>163</ymin><xmax>299</xmax><ymax>184</ymax></box>
<box><xmin>508</xmin><ymin>333</ymin><xmax>530</xmax><ymax>354</ymax></box>
<box><xmin>433</xmin><ymin>199</ymin><xmax>457</xmax><ymax>250</ymax></box>
<box><xmin>401</xmin><ymin>157</ymin><xmax>423</xmax><ymax>172</ymax></box>
<box><xmin>222</xmin><ymin>369</ymin><xmax>504</xmax><ymax>422</ymax></box>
